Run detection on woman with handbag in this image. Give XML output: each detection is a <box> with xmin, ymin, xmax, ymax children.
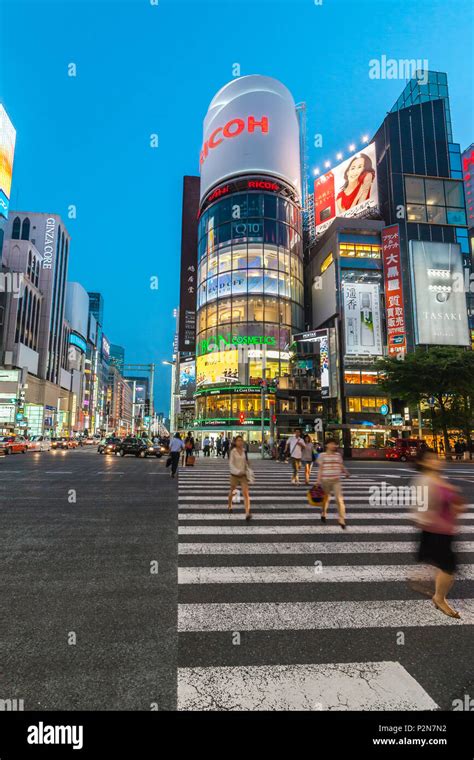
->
<box><xmin>228</xmin><ymin>435</ymin><xmax>253</xmax><ymax>521</ymax></box>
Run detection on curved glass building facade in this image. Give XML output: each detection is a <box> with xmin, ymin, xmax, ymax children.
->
<box><xmin>195</xmin><ymin>179</ymin><xmax>304</xmax><ymax>433</ymax></box>
<box><xmin>195</xmin><ymin>76</ymin><xmax>304</xmax><ymax>439</ymax></box>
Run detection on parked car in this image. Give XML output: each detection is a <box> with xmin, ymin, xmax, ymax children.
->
<box><xmin>98</xmin><ymin>437</ymin><xmax>122</xmax><ymax>454</ymax></box>
<box><xmin>27</xmin><ymin>435</ymin><xmax>52</xmax><ymax>452</ymax></box>
<box><xmin>385</xmin><ymin>438</ymin><xmax>430</xmax><ymax>462</ymax></box>
<box><xmin>0</xmin><ymin>435</ymin><xmax>28</xmax><ymax>454</ymax></box>
<box><xmin>116</xmin><ymin>436</ymin><xmax>156</xmax><ymax>458</ymax></box>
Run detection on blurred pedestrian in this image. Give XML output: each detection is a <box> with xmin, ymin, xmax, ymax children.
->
<box><xmin>301</xmin><ymin>434</ymin><xmax>314</xmax><ymax>485</ymax></box>
<box><xmin>203</xmin><ymin>435</ymin><xmax>210</xmax><ymax>457</ymax></box>
<box><xmin>228</xmin><ymin>435</ymin><xmax>252</xmax><ymax>521</ymax></box>
<box><xmin>184</xmin><ymin>431</ymin><xmax>194</xmax><ymax>464</ymax></box>
<box><xmin>316</xmin><ymin>439</ymin><xmax>350</xmax><ymax>528</ymax></box>
<box><xmin>285</xmin><ymin>428</ymin><xmax>305</xmax><ymax>484</ymax></box>
<box><xmin>410</xmin><ymin>449</ymin><xmax>465</xmax><ymax>618</ymax></box>
<box><xmin>168</xmin><ymin>432</ymin><xmax>184</xmax><ymax>478</ymax></box>
<box><xmin>222</xmin><ymin>436</ymin><xmax>230</xmax><ymax>459</ymax></box>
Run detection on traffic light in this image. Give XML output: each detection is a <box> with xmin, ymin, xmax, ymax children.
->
<box><xmin>238</xmin><ymin>411</ymin><xmax>245</xmax><ymax>425</ymax></box>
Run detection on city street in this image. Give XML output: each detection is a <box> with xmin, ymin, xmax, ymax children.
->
<box><xmin>2</xmin><ymin>447</ymin><xmax>178</xmax><ymax>711</ymax></box>
<box><xmin>3</xmin><ymin>449</ymin><xmax>474</xmax><ymax>711</ymax></box>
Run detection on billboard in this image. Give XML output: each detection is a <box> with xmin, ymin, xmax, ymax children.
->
<box><xmin>409</xmin><ymin>241</ymin><xmax>470</xmax><ymax>346</ymax></box>
<box><xmin>342</xmin><ymin>282</ymin><xmax>383</xmax><ymax>356</ymax></box>
<box><xmin>314</xmin><ymin>143</ymin><xmax>379</xmax><ymax>238</ymax></box>
<box><xmin>196</xmin><ymin>349</ymin><xmax>239</xmax><ymax>387</ymax></box>
<box><xmin>179</xmin><ymin>176</ymin><xmax>200</xmax><ymax>352</ymax></box>
<box><xmin>381</xmin><ymin>225</ymin><xmax>407</xmax><ymax>355</ymax></box>
<box><xmin>200</xmin><ymin>75</ymin><xmax>301</xmax><ymax>202</ymax></box>
<box><xmin>0</xmin><ymin>106</ymin><xmax>17</xmax><ymax>219</ymax></box>
<box><xmin>179</xmin><ymin>359</ymin><xmax>196</xmax><ymax>400</ymax></box>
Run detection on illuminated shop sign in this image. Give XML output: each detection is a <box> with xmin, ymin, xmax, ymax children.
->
<box><xmin>195</xmin><ymin>383</ymin><xmax>276</xmax><ymax>397</ymax></box>
<box><xmin>293</xmin><ymin>329</ymin><xmax>330</xmax><ymax>398</ymax></box>
<box><xmin>381</xmin><ymin>225</ymin><xmax>407</xmax><ymax>355</ymax></box>
<box><xmin>198</xmin><ymin>334</ymin><xmax>276</xmax><ymax>355</ymax></box>
<box><xmin>409</xmin><ymin>240</ymin><xmax>470</xmax><ymax>346</ymax></box>
<box><xmin>194</xmin><ymin>417</ymin><xmax>270</xmax><ymax>427</ymax></box>
<box><xmin>199</xmin><ymin>176</ymin><xmax>293</xmax><ymax>216</ymax></box>
<box><xmin>196</xmin><ymin>350</ymin><xmax>239</xmax><ymax>387</ymax></box>
<box><xmin>69</xmin><ymin>333</ymin><xmax>87</xmax><ymax>353</ymax></box>
<box><xmin>200</xmin><ymin>116</ymin><xmax>269</xmax><ymax>165</ymax></box>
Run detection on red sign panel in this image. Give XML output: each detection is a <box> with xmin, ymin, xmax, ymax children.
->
<box><xmin>381</xmin><ymin>224</ymin><xmax>407</xmax><ymax>356</ymax></box>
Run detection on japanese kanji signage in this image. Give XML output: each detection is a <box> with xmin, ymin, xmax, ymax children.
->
<box><xmin>179</xmin><ymin>176</ymin><xmax>200</xmax><ymax>352</ymax></box>
<box><xmin>381</xmin><ymin>224</ymin><xmax>407</xmax><ymax>355</ymax></box>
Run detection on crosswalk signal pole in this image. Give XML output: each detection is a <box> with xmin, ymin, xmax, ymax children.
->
<box><xmin>260</xmin><ymin>368</ymin><xmax>266</xmax><ymax>460</ymax></box>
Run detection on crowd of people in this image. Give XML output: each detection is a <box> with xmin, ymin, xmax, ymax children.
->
<box><xmin>165</xmin><ymin>425</ymin><xmax>467</xmax><ymax>621</ymax></box>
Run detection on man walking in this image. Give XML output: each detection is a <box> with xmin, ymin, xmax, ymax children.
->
<box><xmin>316</xmin><ymin>438</ymin><xmax>350</xmax><ymax>528</ymax></box>
<box><xmin>285</xmin><ymin>428</ymin><xmax>305</xmax><ymax>484</ymax></box>
<box><xmin>203</xmin><ymin>435</ymin><xmax>210</xmax><ymax>457</ymax></box>
<box><xmin>222</xmin><ymin>436</ymin><xmax>230</xmax><ymax>459</ymax></box>
<box><xmin>168</xmin><ymin>432</ymin><xmax>185</xmax><ymax>478</ymax></box>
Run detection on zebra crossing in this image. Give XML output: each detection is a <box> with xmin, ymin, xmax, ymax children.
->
<box><xmin>177</xmin><ymin>459</ymin><xmax>474</xmax><ymax>711</ymax></box>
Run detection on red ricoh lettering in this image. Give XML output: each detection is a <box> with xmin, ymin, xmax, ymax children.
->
<box><xmin>200</xmin><ymin>116</ymin><xmax>269</xmax><ymax>164</ymax></box>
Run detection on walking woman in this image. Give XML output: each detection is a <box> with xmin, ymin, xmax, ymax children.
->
<box><xmin>184</xmin><ymin>431</ymin><xmax>194</xmax><ymax>463</ymax></box>
<box><xmin>301</xmin><ymin>434</ymin><xmax>314</xmax><ymax>485</ymax></box>
<box><xmin>316</xmin><ymin>439</ymin><xmax>350</xmax><ymax>529</ymax></box>
<box><xmin>410</xmin><ymin>449</ymin><xmax>466</xmax><ymax>618</ymax></box>
<box><xmin>228</xmin><ymin>435</ymin><xmax>252</xmax><ymax>521</ymax></box>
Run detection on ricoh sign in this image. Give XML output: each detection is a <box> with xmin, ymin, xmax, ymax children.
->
<box><xmin>200</xmin><ymin>75</ymin><xmax>302</xmax><ymax>202</ymax></box>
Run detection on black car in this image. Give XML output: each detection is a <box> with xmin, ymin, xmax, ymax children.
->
<box><xmin>98</xmin><ymin>436</ymin><xmax>122</xmax><ymax>454</ymax></box>
<box><xmin>117</xmin><ymin>437</ymin><xmax>157</xmax><ymax>458</ymax></box>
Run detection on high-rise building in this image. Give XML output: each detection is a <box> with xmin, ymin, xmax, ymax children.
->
<box><xmin>306</xmin><ymin>70</ymin><xmax>471</xmax><ymax>454</ymax></box>
<box><xmin>190</xmin><ymin>75</ymin><xmax>304</xmax><ymax>448</ymax></box>
<box><xmin>110</xmin><ymin>344</ymin><xmax>125</xmax><ymax>374</ymax></box>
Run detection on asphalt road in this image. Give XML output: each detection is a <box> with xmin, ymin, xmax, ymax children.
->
<box><xmin>2</xmin><ymin>450</ymin><xmax>474</xmax><ymax>712</ymax></box>
<box><xmin>1</xmin><ymin>446</ymin><xmax>177</xmax><ymax>711</ymax></box>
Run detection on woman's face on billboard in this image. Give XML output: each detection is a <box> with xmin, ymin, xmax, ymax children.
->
<box><xmin>347</xmin><ymin>157</ymin><xmax>365</xmax><ymax>182</ymax></box>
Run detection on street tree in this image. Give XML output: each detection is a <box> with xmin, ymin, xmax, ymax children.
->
<box><xmin>376</xmin><ymin>347</ymin><xmax>474</xmax><ymax>457</ymax></box>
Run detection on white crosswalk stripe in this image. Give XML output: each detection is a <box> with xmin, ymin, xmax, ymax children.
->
<box><xmin>177</xmin><ymin>459</ymin><xmax>474</xmax><ymax>711</ymax></box>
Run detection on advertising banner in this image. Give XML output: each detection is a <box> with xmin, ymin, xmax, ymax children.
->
<box><xmin>196</xmin><ymin>349</ymin><xmax>239</xmax><ymax>387</ymax></box>
<box><xmin>409</xmin><ymin>241</ymin><xmax>470</xmax><ymax>346</ymax></box>
<box><xmin>200</xmin><ymin>75</ymin><xmax>301</xmax><ymax>202</ymax></box>
<box><xmin>179</xmin><ymin>359</ymin><xmax>196</xmax><ymax>400</ymax></box>
<box><xmin>381</xmin><ymin>224</ymin><xmax>407</xmax><ymax>355</ymax></box>
<box><xmin>342</xmin><ymin>282</ymin><xmax>383</xmax><ymax>356</ymax></box>
<box><xmin>0</xmin><ymin>106</ymin><xmax>16</xmax><ymax>219</ymax></box>
<box><xmin>314</xmin><ymin>143</ymin><xmax>379</xmax><ymax>238</ymax></box>
<box><xmin>179</xmin><ymin>176</ymin><xmax>200</xmax><ymax>352</ymax></box>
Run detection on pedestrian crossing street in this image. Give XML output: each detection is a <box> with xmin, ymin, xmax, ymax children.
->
<box><xmin>177</xmin><ymin>459</ymin><xmax>474</xmax><ymax>711</ymax></box>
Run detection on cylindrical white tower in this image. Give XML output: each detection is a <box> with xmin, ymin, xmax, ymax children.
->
<box><xmin>195</xmin><ymin>76</ymin><xmax>304</xmax><ymax>444</ymax></box>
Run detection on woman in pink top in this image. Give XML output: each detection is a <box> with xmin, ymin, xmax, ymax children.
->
<box><xmin>411</xmin><ymin>450</ymin><xmax>466</xmax><ymax>618</ymax></box>
<box><xmin>316</xmin><ymin>439</ymin><xmax>350</xmax><ymax>529</ymax></box>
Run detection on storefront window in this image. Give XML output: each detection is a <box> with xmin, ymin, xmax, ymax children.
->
<box><xmin>344</xmin><ymin>370</ymin><xmax>361</xmax><ymax>384</ymax></box>
<box><xmin>407</xmin><ymin>204</ymin><xmax>427</xmax><ymax>222</ymax></box>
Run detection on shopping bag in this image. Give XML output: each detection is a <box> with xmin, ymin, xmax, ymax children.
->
<box><xmin>307</xmin><ymin>483</ymin><xmax>325</xmax><ymax>507</ymax></box>
<box><xmin>245</xmin><ymin>465</ymin><xmax>255</xmax><ymax>484</ymax></box>
<box><xmin>186</xmin><ymin>455</ymin><xmax>196</xmax><ymax>467</ymax></box>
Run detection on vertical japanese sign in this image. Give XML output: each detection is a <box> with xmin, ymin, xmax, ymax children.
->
<box><xmin>179</xmin><ymin>176</ymin><xmax>200</xmax><ymax>352</ymax></box>
<box><xmin>381</xmin><ymin>224</ymin><xmax>407</xmax><ymax>355</ymax></box>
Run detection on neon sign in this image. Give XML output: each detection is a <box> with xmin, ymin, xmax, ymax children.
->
<box><xmin>198</xmin><ymin>334</ymin><xmax>276</xmax><ymax>355</ymax></box>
